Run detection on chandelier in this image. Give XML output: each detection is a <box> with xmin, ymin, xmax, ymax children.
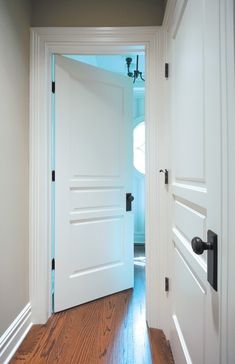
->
<box><xmin>126</xmin><ymin>55</ymin><xmax>145</xmax><ymax>83</ymax></box>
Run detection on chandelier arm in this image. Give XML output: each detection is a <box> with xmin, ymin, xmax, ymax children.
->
<box><xmin>140</xmin><ymin>73</ymin><xmax>145</xmax><ymax>81</ymax></box>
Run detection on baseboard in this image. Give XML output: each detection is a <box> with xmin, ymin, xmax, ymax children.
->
<box><xmin>134</xmin><ymin>232</ymin><xmax>145</xmax><ymax>243</ymax></box>
<box><xmin>0</xmin><ymin>303</ymin><xmax>32</xmax><ymax>364</ymax></box>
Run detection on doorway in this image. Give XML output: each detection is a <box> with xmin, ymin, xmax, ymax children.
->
<box><xmin>51</xmin><ymin>53</ymin><xmax>146</xmax><ymax>313</ymax></box>
<box><xmin>29</xmin><ymin>27</ymin><xmax>165</xmax><ymax>329</ymax></box>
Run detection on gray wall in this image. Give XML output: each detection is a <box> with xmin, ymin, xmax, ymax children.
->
<box><xmin>0</xmin><ymin>0</ymin><xmax>30</xmax><ymax>335</ymax></box>
<box><xmin>31</xmin><ymin>0</ymin><xmax>166</xmax><ymax>27</ymax></box>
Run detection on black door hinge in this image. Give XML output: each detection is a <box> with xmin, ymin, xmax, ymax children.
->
<box><xmin>52</xmin><ymin>81</ymin><xmax>55</xmax><ymax>94</ymax></box>
<box><xmin>52</xmin><ymin>258</ymin><xmax>55</xmax><ymax>270</ymax></box>
<box><xmin>165</xmin><ymin>277</ymin><xmax>169</xmax><ymax>292</ymax></box>
<box><xmin>52</xmin><ymin>170</ymin><xmax>55</xmax><ymax>182</ymax></box>
<box><xmin>165</xmin><ymin>63</ymin><xmax>169</xmax><ymax>79</ymax></box>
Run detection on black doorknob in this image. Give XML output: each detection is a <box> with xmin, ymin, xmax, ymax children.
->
<box><xmin>127</xmin><ymin>194</ymin><xmax>134</xmax><ymax>202</ymax></box>
<box><xmin>126</xmin><ymin>193</ymin><xmax>134</xmax><ymax>211</ymax></box>
<box><xmin>192</xmin><ymin>231</ymin><xmax>218</xmax><ymax>291</ymax></box>
<box><xmin>191</xmin><ymin>237</ymin><xmax>213</xmax><ymax>255</ymax></box>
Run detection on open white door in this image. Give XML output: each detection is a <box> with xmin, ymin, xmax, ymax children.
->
<box><xmin>168</xmin><ymin>1</ymin><xmax>221</xmax><ymax>363</ymax></box>
<box><xmin>54</xmin><ymin>55</ymin><xmax>134</xmax><ymax>312</ymax></box>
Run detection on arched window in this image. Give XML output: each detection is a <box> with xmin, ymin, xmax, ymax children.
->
<box><xmin>133</xmin><ymin>122</ymin><xmax>145</xmax><ymax>174</ymax></box>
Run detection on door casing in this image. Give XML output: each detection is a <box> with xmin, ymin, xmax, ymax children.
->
<box><xmin>29</xmin><ymin>26</ymin><xmax>168</xmax><ymax>331</ymax></box>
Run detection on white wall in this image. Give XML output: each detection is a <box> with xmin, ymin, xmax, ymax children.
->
<box><xmin>31</xmin><ymin>0</ymin><xmax>166</xmax><ymax>27</ymax></box>
<box><xmin>0</xmin><ymin>0</ymin><xmax>30</xmax><ymax>336</ymax></box>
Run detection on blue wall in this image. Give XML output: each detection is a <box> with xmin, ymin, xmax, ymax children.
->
<box><xmin>133</xmin><ymin>91</ymin><xmax>145</xmax><ymax>244</ymax></box>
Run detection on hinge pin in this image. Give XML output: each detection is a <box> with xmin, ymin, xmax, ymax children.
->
<box><xmin>165</xmin><ymin>63</ymin><xmax>169</xmax><ymax>79</ymax></box>
<box><xmin>165</xmin><ymin>277</ymin><xmax>169</xmax><ymax>292</ymax></box>
<box><xmin>52</xmin><ymin>81</ymin><xmax>55</xmax><ymax>93</ymax></box>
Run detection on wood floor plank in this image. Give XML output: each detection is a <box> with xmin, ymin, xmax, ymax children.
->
<box><xmin>149</xmin><ymin>328</ymin><xmax>174</xmax><ymax>364</ymax></box>
<box><xmin>11</xmin><ymin>246</ymin><xmax>174</xmax><ymax>364</ymax></box>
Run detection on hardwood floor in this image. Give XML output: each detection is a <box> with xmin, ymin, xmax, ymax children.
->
<box><xmin>11</xmin><ymin>245</ymin><xmax>174</xmax><ymax>364</ymax></box>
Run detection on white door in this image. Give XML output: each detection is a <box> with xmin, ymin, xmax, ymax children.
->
<box><xmin>168</xmin><ymin>1</ymin><xmax>221</xmax><ymax>363</ymax></box>
<box><xmin>54</xmin><ymin>55</ymin><xmax>134</xmax><ymax>312</ymax></box>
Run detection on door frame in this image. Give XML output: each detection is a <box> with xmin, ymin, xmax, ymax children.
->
<box><xmin>29</xmin><ymin>26</ymin><xmax>169</xmax><ymax>330</ymax></box>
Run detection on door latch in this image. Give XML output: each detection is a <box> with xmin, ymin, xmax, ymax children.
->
<box><xmin>159</xmin><ymin>169</ymin><xmax>168</xmax><ymax>184</ymax></box>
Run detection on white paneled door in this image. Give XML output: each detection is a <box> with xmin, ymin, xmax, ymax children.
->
<box><xmin>169</xmin><ymin>1</ymin><xmax>221</xmax><ymax>363</ymax></box>
<box><xmin>54</xmin><ymin>56</ymin><xmax>134</xmax><ymax>312</ymax></box>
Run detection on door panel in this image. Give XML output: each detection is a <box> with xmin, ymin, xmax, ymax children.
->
<box><xmin>69</xmin><ymin>217</ymin><xmax>124</xmax><ymax>272</ymax></box>
<box><xmin>70</xmin><ymin>188</ymin><xmax>123</xmax><ymax>210</ymax></box>
<box><xmin>174</xmin><ymin>248</ymin><xmax>205</xmax><ymax>364</ymax></box>
<box><xmin>69</xmin><ymin>81</ymin><xmax>123</xmax><ymax>177</ymax></box>
<box><xmin>174</xmin><ymin>0</ymin><xmax>204</xmax><ymax>182</ymax></box>
<box><xmin>174</xmin><ymin>200</ymin><xmax>207</xmax><ymax>263</ymax></box>
<box><xmin>169</xmin><ymin>0</ymin><xmax>221</xmax><ymax>363</ymax></box>
<box><xmin>54</xmin><ymin>56</ymin><xmax>133</xmax><ymax>312</ymax></box>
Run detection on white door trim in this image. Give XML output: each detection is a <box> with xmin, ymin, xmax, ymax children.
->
<box><xmin>220</xmin><ymin>1</ymin><xmax>235</xmax><ymax>363</ymax></box>
<box><xmin>29</xmin><ymin>26</ymin><xmax>168</xmax><ymax>329</ymax></box>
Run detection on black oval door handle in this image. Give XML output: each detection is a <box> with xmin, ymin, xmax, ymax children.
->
<box><xmin>191</xmin><ymin>237</ymin><xmax>213</xmax><ymax>255</ymax></box>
